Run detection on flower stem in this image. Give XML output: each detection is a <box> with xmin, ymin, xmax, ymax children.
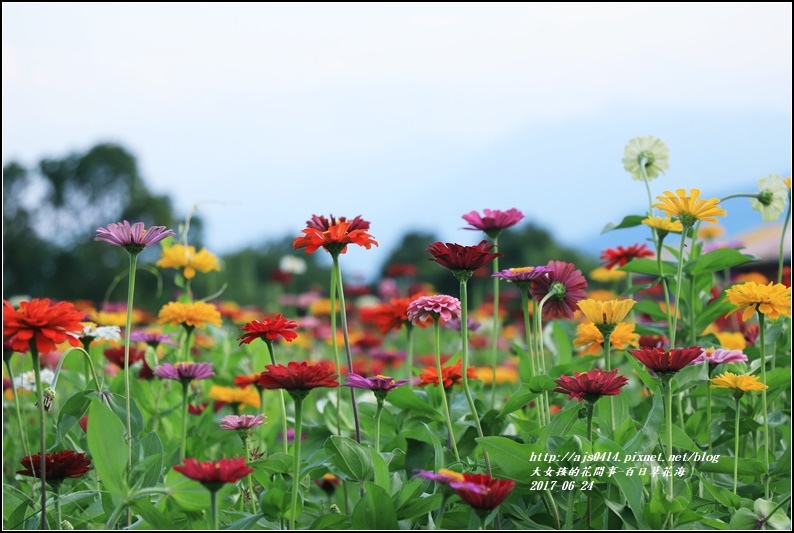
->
<box><xmin>490</xmin><ymin>235</ymin><xmax>500</xmax><ymax>408</ymax></box>
<box><xmin>603</xmin><ymin>332</ymin><xmax>615</xmax><ymax>432</ymax></box>
<box><xmin>290</xmin><ymin>397</ymin><xmax>304</xmax><ymax>530</ymax></box>
<box><xmin>663</xmin><ymin>379</ymin><xmax>674</xmax><ymax>501</ymax></box>
<box><xmin>585</xmin><ymin>401</ymin><xmax>594</xmax><ymax>529</ymax></box>
<box><xmin>706</xmin><ymin>384</ymin><xmax>713</xmax><ymax>457</ymax></box>
<box><xmin>4</xmin><ymin>359</ymin><xmax>32</xmax><ymax>461</ymax></box>
<box><xmin>405</xmin><ymin>325</ymin><xmax>415</xmax><ymax>388</ymax></box>
<box><xmin>333</xmin><ymin>255</ymin><xmax>361</xmax><ymax>444</ymax></box>
<box><xmin>54</xmin><ymin>484</ymin><xmax>62</xmax><ymax>530</ymax></box>
<box><xmin>374</xmin><ymin>400</ymin><xmax>383</xmax><ymax>453</ymax></box>
<box><xmin>670</xmin><ymin>224</ymin><xmax>690</xmax><ymax>348</ymax></box>
<box><xmin>720</xmin><ymin>193</ymin><xmax>761</xmax><ymax>202</ymax></box>
<box><xmin>31</xmin><ymin>344</ymin><xmax>48</xmax><ymax>530</ymax></box>
<box><xmin>434</xmin><ymin>320</ymin><xmax>460</xmax><ymax>463</ymax></box>
<box><xmin>520</xmin><ymin>291</ymin><xmax>542</xmax><ymax>427</ymax></box>
<box><xmin>329</xmin><ymin>263</ymin><xmax>343</xmax><ymax>434</ymax></box>
<box><xmin>244</xmin><ymin>435</ymin><xmax>257</xmax><ymax>514</ymax></box>
<box><xmin>758</xmin><ymin>313</ymin><xmax>770</xmax><ymax>499</ymax></box>
<box><xmin>123</xmin><ymin>251</ymin><xmax>139</xmax><ymax>486</ymax></box>
<box><xmin>180</xmin><ymin>382</ymin><xmax>189</xmax><ymax>460</ymax></box>
<box><xmin>779</xmin><ymin>190</ymin><xmax>791</xmax><ymax>284</ymax></box>
<box><xmin>733</xmin><ymin>396</ymin><xmax>741</xmax><ymax>495</ymax></box>
<box><xmin>459</xmin><ymin>279</ymin><xmax>492</xmax><ymax>475</ymax></box>
<box><xmin>265</xmin><ymin>342</ymin><xmax>290</xmax><ymax>455</ymax></box>
<box><xmin>210</xmin><ymin>489</ymin><xmax>219</xmax><ymax>530</ymax></box>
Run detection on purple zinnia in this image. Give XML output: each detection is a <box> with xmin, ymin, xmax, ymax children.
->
<box><xmin>95</xmin><ymin>220</ymin><xmax>175</xmax><ymax>254</ymax></box>
<box><xmin>406</xmin><ymin>295</ymin><xmax>461</xmax><ymax>324</ymax></box>
<box><xmin>345</xmin><ymin>374</ymin><xmax>407</xmax><ymax>400</ymax></box>
<box><xmin>530</xmin><ymin>261</ymin><xmax>588</xmax><ymax>320</ymax></box>
<box><xmin>691</xmin><ymin>348</ymin><xmax>748</xmax><ymax>366</ymax></box>
<box><xmin>492</xmin><ymin>266</ymin><xmax>552</xmax><ymax>290</ymax></box>
<box><xmin>154</xmin><ymin>362</ymin><xmax>215</xmax><ymax>383</ymax></box>
<box><xmin>414</xmin><ymin>469</ymin><xmax>488</xmax><ymax>495</ymax></box>
<box><xmin>462</xmin><ymin>208</ymin><xmax>525</xmax><ymax>239</ymax></box>
<box><xmin>442</xmin><ymin>316</ymin><xmax>481</xmax><ymax>332</ymax></box>
<box><xmin>219</xmin><ymin>414</ymin><xmax>266</xmax><ymax>431</ymax></box>
<box><xmin>130</xmin><ymin>330</ymin><xmax>178</xmax><ymax>348</ymax></box>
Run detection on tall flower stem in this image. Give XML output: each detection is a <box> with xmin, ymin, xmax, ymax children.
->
<box><xmin>778</xmin><ymin>190</ymin><xmax>791</xmax><ymax>284</ymax></box>
<box><xmin>31</xmin><ymin>344</ymin><xmax>48</xmax><ymax>530</ymax></box>
<box><xmin>329</xmin><ymin>264</ymin><xmax>342</xmax><ymax>435</ymax></box>
<box><xmin>670</xmin><ymin>225</ymin><xmax>691</xmax><ymax>348</ymax></box>
<box><xmin>179</xmin><ymin>382</ymin><xmax>189</xmax><ymax>460</ymax></box>
<box><xmin>490</xmin><ymin>235</ymin><xmax>501</xmax><ymax>407</ymax></box>
<box><xmin>374</xmin><ymin>399</ymin><xmax>384</xmax><ymax>453</ymax></box>
<box><xmin>733</xmin><ymin>396</ymin><xmax>741</xmax><ymax>495</ymax></box>
<box><xmin>123</xmin><ymin>251</ymin><xmax>140</xmax><ymax>478</ymax></box>
<box><xmin>536</xmin><ymin>292</ymin><xmax>558</xmax><ymax>425</ymax></box>
<box><xmin>585</xmin><ymin>401</ymin><xmax>595</xmax><ymax>529</ymax></box>
<box><xmin>758</xmin><ymin>313</ymin><xmax>770</xmax><ymax>499</ymax></box>
<box><xmin>333</xmin><ymin>255</ymin><xmax>361</xmax><ymax>444</ymax></box>
<box><xmin>405</xmin><ymin>325</ymin><xmax>415</xmax><ymax>388</ymax></box>
<box><xmin>519</xmin><ymin>291</ymin><xmax>542</xmax><ymax>427</ymax></box>
<box><xmin>434</xmin><ymin>320</ymin><xmax>461</xmax><ymax>463</ymax></box>
<box><xmin>459</xmin><ymin>279</ymin><xmax>492</xmax><ymax>475</ymax></box>
<box><xmin>4</xmin><ymin>358</ymin><xmax>32</xmax><ymax>461</ymax></box>
<box><xmin>244</xmin><ymin>435</ymin><xmax>257</xmax><ymax>514</ymax></box>
<box><xmin>652</xmin><ymin>234</ymin><xmax>675</xmax><ymax>343</ymax></box>
<box><xmin>54</xmin><ymin>484</ymin><xmax>62</xmax><ymax>530</ymax></box>
<box><xmin>290</xmin><ymin>397</ymin><xmax>304</xmax><ymax>530</ymax></box>
<box><xmin>603</xmin><ymin>332</ymin><xmax>615</xmax><ymax>432</ymax></box>
<box><xmin>209</xmin><ymin>489</ymin><xmax>220</xmax><ymax>530</ymax></box>
<box><xmin>706</xmin><ymin>382</ymin><xmax>713</xmax><ymax>458</ymax></box>
<box><xmin>265</xmin><ymin>342</ymin><xmax>289</xmax><ymax>455</ymax></box>
<box><xmin>663</xmin><ymin>378</ymin><xmax>674</xmax><ymax>501</ymax></box>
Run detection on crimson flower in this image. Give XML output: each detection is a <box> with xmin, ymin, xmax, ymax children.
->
<box><xmin>103</xmin><ymin>346</ymin><xmax>146</xmax><ymax>368</ymax></box>
<box><xmin>454</xmin><ymin>473</ymin><xmax>516</xmax><ymax>511</ymax></box>
<box><xmin>600</xmin><ymin>244</ymin><xmax>654</xmax><ymax>269</ymax></box>
<box><xmin>628</xmin><ymin>346</ymin><xmax>704</xmax><ymax>376</ymax></box>
<box><xmin>553</xmin><ymin>369</ymin><xmax>628</xmax><ymax>403</ymax></box>
<box><xmin>314</xmin><ymin>473</ymin><xmax>342</xmax><ymax>495</ymax></box>
<box><xmin>418</xmin><ymin>360</ymin><xmax>478</xmax><ymax>389</ymax></box>
<box><xmin>293</xmin><ymin>220</ymin><xmax>378</xmax><ymax>256</ymax></box>
<box><xmin>238</xmin><ymin>315</ymin><xmax>299</xmax><ymax>345</ymax></box>
<box><xmin>234</xmin><ymin>372</ymin><xmax>263</xmax><ymax>390</ymax></box>
<box><xmin>259</xmin><ymin>361</ymin><xmax>339</xmax><ymax>396</ymax></box>
<box><xmin>95</xmin><ymin>220</ymin><xmax>175</xmax><ymax>254</ymax></box>
<box><xmin>462</xmin><ymin>208</ymin><xmax>525</xmax><ymax>238</ymax></box>
<box><xmin>385</xmin><ymin>263</ymin><xmax>417</xmax><ymax>277</ymax></box>
<box><xmin>637</xmin><ymin>335</ymin><xmax>668</xmax><ymax>349</ymax></box>
<box><xmin>530</xmin><ymin>261</ymin><xmax>589</xmax><ymax>320</ymax></box>
<box><xmin>18</xmin><ymin>450</ymin><xmax>92</xmax><ymax>485</ymax></box>
<box><xmin>306</xmin><ymin>214</ymin><xmax>370</xmax><ymax>232</ymax></box>
<box><xmin>426</xmin><ymin>241</ymin><xmax>502</xmax><ymax>280</ymax></box>
<box><xmin>3</xmin><ymin>299</ymin><xmax>84</xmax><ymax>354</ymax></box>
<box><xmin>173</xmin><ymin>457</ymin><xmax>254</xmax><ymax>491</ymax></box>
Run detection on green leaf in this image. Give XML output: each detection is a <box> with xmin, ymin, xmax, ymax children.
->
<box><xmin>685</xmin><ymin>248</ymin><xmax>759</xmax><ymax>276</ymax></box>
<box><xmin>130</xmin><ymin>431</ymin><xmax>163</xmax><ymax>489</ymax></box>
<box><xmin>87</xmin><ymin>399</ymin><xmax>128</xmax><ymax>501</ymax></box>
<box><xmin>371</xmin><ymin>448</ymin><xmax>390</xmax><ymax>492</ymax></box>
<box><xmin>261</xmin><ymin>487</ymin><xmax>293</xmax><ymax>519</ymax></box>
<box><xmin>476</xmin><ymin>436</ymin><xmax>547</xmax><ymax>481</ymax></box>
<box><xmin>698</xmin><ymin>457</ymin><xmax>767</xmax><ymax>475</ymax></box>
<box><xmin>538</xmin><ymin>400</ymin><xmax>580</xmax><ymax>442</ymax></box>
<box><xmin>632</xmin><ymin>300</ymin><xmax>673</xmax><ymax>323</ymax></box>
<box><xmin>528</xmin><ymin>375</ymin><xmax>557</xmax><ymax>393</ymax></box>
<box><xmin>324</xmin><ymin>436</ymin><xmax>374</xmax><ymax>483</ymax></box>
<box><xmin>552</xmin><ymin>321</ymin><xmax>572</xmax><ymax>364</ymax></box>
<box><xmin>251</xmin><ymin>453</ymin><xmax>293</xmax><ymax>476</ymax></box>
<box><xmin>104</xmin><ymin>392</ymin><xmax>144</xmax><ymax>441</ymax></box>
<box><xmin>131</xmin><ymin>499</ymin><xmax>171</xmax><ymax>529</ymax></box>
<box><xmin>695</xmin><ymin>295</ymin><xmax>736</xmax><ymax>332</ymax></box>
<box><xmin>499</xmin><ymin>385</ymin><xmax>538</xmax><ymax>416</ymax></box>
<box><xmin>395</xmin><ymin>493</ymin><xmax>443</xmax><ymax>521</ymax></box>
<box><xmin>671</xmin><ymin>362</ymin><xmax>708</xmax><ymax>393</ymax></box>
<box><xmin>601</xmin><ymin>214</ymin><xmax>646</xmax><ymax>234</ymax></box>
<box><xmin>309</xmin><ymin>514</ymin><xmax>350</xmax><ymax>530</ymax></box>
<box><xmin>54</xmin><ymin>390</ymin><xmax>93</xmax><ymax>448</ymax></box>
<box><xmin>594</xmin><ymin>437</ymin><xmax>649</xmax><ymax>529</ymax></box>
<box><xmin>351</xmin><ymin>483</ymin><xmax>398</xmax><ymax>530</ymax></box>
<box><xmin>165</xmin><ymin>469</ymin><xmax>209</xmax><ymax>511</ymax></box>
<box><xmin>619</xmin><ymin>258</ymin><xmax>676</xmax><ymax>276</ymax></box>
<box><xmin>729</xmin><ymin>508</ymin><xmax>760</xmax><ymax>530</ymax></box>
<box><xmin>386</xmin><ymin>387</ymin><xmax>440</xmax><ymax>419</ymax></box>
<box><xmin>699</xmin><ymin>476</ymin><xmax>741</xmax><ymax>509</ymax></box>
<box><xmin>224</xmin><ymin>513</ymin><xmax>265</xmax><ymax>530</ymax></box>
<box><xmin>623</xmin><ymin>390</ymin><xmax>663</xmax><ymax>455</ymax></box>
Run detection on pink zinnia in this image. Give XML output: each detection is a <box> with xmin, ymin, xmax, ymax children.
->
<box><xmin>154</xmin><ymin>362</ymin><xmax>215</xmax><ymax>383</ymax></box>
<box><xmin>95</xmin><ymin>220</ymin><xmax>175</xmax><ymax>254</ymax></box>
<box><xmin>219</xmin><ymin>414</ymin><xmax>266</xmax><ymax>431</ymax></box>
<box><xmin>406</xmin><ymin>295</ymin><xmax>461</xmax><ymax>324</ymax></box>
<box><xmin>462</xmin><ymin>208</ymin><xmax>525</xmax><ymax>238</ymax></box>
<box><xmin>529</xmin><ymin>261</ymin><xmax>589</xmax><ymax>320</ymax></box>
<box><xmin>426</xmin><ymin>241</ymin><xmax>502</xmax><ymax>275</ymax></box>
<box><xmin>691</xmin><ymin>348</ymin><xmax>748</xmax><ymax>365</ymax></box>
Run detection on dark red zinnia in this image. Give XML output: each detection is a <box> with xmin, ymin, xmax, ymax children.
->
<box><xmin>306</xmin><ymin>214</ymin><xmax>370</xmax><ymax>232</ymax></box>
<box><xmin>637</xmin><ymin>335</ymin><xmax>668</xmax><ymax>349</ymax></box>
<box><xmin>3</xmin><ymin>299</ymin><xmax>84</xmax><ymax>354</ymax></box>
<box><xmin>600</xmin><ymin>243</ymin><xmax>654</xmax><ymax>270</ymax></box>
<box><xmin>553</xmin><ymin>369</ymin><xmax>628</xmax><ymax>403</ymax></box>
<box><xmin>259</xmin><ymin>361</ymin><xmax>339</xmax><ymax>391</ymax></box>
<box><xmin>103</xmin><ymin>346</ymin><xmax>146</xmax><ymax>368</ymax></box>
<box><xmin>454</xmin><ymin>473</ymin><xmax>515</xmax><ymax>511</ymax></box>
<box><xmin>18</xmin><ymin>450</ymin><xmax>92</xmax><ymax>483</ymax></box>
<box><xmin>628</xmin><ymin>346</ymin><xmax>703</xmax><ymax>375</ymax></box>
<box><xmin>238</xmin><ymin>315</ymin><xmax>299</xmax><ymax>345</ymax></box>
<box><xmin>173</xmin><ymin>457</ymin><xmax>254</xmax><ymax>491</ymax></box>
<box><xmin>426</xmin><ymin>240</ymin><xmax>502</xmax><ymax>274</ymax></box>
<box><xmin>385</xmin><ymin>263</ymin><xmax>418</xmax><ymax>277</ymax></box>
<box><xmin>529</xmin><ymin>261</ymin><xmax>589</xmax><ymax>320</ymax></box>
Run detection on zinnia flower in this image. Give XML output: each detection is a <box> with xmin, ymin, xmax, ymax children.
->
<box><xmin>573</xmin><ymin>322</ymin><xmax>639</xmax><ymax>356</ymax></box>
<box><xmin>622</xmin><ymin>136</ymin><xmax>670</xmax><ymax>181</ymax></box>
<box><xmin>642</xmin><ymin>216</ymin><xmax>684</xmax><ymax>235</ymax></box>
<box><xmin>628</xmin><ymin>346</ymin><xmax>704</xmax><ymax>376</ymax></box>
<box><xmin>345</xmin><ymin>374</ymin><xmax>407</xmax><ymax>400</ymax></box>
<box><xmin>454</xmin><ymin>473</ymin><xmax>516</xmax><ymax>512</ymax></box>
<box><xmin>365</xmin><ymin>296</ymin><xmax>430</xmax><ymax>334</ymax></box>
<box><xmin>749</xmin><ymin>174</ymin><xmax>788</xmax><ymax>222</ymax></box>
<box><xmin>725</xmin><ymin>281</ymin><xmax>791</xmax><ymax>322</ymax></box>
<box><xmin>692</xmin><ymin>348</ymin><xmax>748</xmax><ymax>365</ymax></box>
<box><xmin>219</xmin><ymin>414</ymin><xmax>266</xmax><ymax>431</ymax></box>
<box><xmin>589</xmin><ymin>267</ymin><xmax>627</xmax><ymax>283</ymax></box>
<box><xmin>154</xmin><ymin>362</ymin><xmax>215</xmax><ymax>383</ymax></box>
<box><xmin>577</xmin><ymin>299</ymin><xmax>636</xmax><ymax>328</ymax></box>
<box><xmin>129</xmin><ymin>330</ymin><xmax>178</xmax><ymax>348</ymax></box>
<box><xmin>103</xmin><ymin>346</ymin><xmax>146</xmax><ymax>368</ymax></box>
<box><xmin>462</xmin><ymin>208</ymin><xmax>525</xmax><ymax>238</ymax></box>
<box><xmin>714</xmin><ymin>331</ymin><xmax>747</xmax><ymax>351</ymax></box>
<box><xmin>600</xmin><ymin>244</ymin><xmax>654</xmax><ymax>269</ymax></box>
<box><xmin>426</xmin><ymin>241</ymin><xmax>502</xmax><ymax>280</ymax></box>
<box><xmin>158</xmin><ymin>301</ymin><xmax>222</xmax><ymax>329</ymax></box>
<box><xmin>529</xmin><ymin>261</ymin><xmax>589</xmax><ymax>320</ymax></box>
<box><xmin>305</xmin><ymin>214</ymin><xmax>370</xmax><ymax>232</ymax></box>
<box><xmin>653</xmin><ymin>189</ymin><xmax>727</xmax><ymax>226</ymax></box>
<box><xmin>238</xmin><ymin>315</ymin><xmax>299</xmax><ymax>345</ymax></box>
<box><xmin>79</xmin><ymin>323</ymin><xmax>121</xmax><ymax>345</ymax></box>
<box><xmin>3</xmin><ymin>299</ymin><xmax>84</xmax><ymax>354</ymax></box>
<box><xmin>710</xmin><ymin>372</ymin><xmax>768</xmax><ymax>393</ymax></box>
<box><xmin>417</xmin><ymin>360</ymin><xmax>477</xmax><ymax>389</ymax></box>
<box><xmin>492</xmin><ymin>266</ymin><xmax>551</xmax><ymax>289</ymax></box>
<box><xmin>280</xmin><ymin>255</ymin><xmax>308</xmax><ymax>275</ymax></box>
<box><xmin>95</xmin><ymin>220</ymin><xmax>175</xmax><ymax>254</ymax></box>
<box><xmin>18</xmin><ymin>450</ymin><xmax>92</xmax><ymax>484</ymax></box>
<box><xmin>156</xmin><ymin>244</ymin><xmax>221</xmax><ymax>279</ymax></box>
<box><xmin>259</xmin><ymin>361</ymin><xmax>339</xmax><ymax>392</ymax></box>
<box><xmin>173</xmin><ymin>457</ymin><xmax>254</xmax><ymax>491</ymax></box>
<box><xmin>208</xmin><ymin>385</ymin><xmax>261</xmax><ymax>410</ymax></box>
<box><xmin>314</xmin><ymin>473</ymin><xmax>341</xmax><ymax>495</ymax></box>
<box><xmin>293</xmin><ymin>220</ymin><xmax>378</xmax><ymax>256</ymax></box>
<box><xmin>553</xmin><ymin>369</ymin><xmax>628</xmax><ymax>403</ymax></box>
<box><xmin>697</xmin><ymin>225</ymin><xmax>725</xmax><ymax>241</ymax></box>
<box><xmin>406</xmin><ymin>295</ymin><xmax>461</xmax><ymax>324</ymax></box>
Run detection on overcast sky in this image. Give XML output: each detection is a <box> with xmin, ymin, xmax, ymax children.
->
<box><xmin>3</xmin><ymin>3</ymin><xmax>791</xmax><ymax>279</ymax></box>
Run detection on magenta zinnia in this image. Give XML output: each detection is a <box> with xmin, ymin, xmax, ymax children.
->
<box><xmin>95</xmin><ymin>220</ymin><xmax>175</xmax><ymax>254</ymax></box>
<box><xmin>553</xmin><ymin>369</ymin><xmax>628</xmax><ymax>403</ymax></box>
<box><xmin>462</xmin><ymin>208</ymin><xmax>525</xmax><ymax>238</ymax></box>
<box><xmin>529</xmin><ymin>261</ymin><xmax>589</xmax><ymax>320</ymax></box>
<box><xmin>154</xmin><ymin>362</ymin><xmax>215</xmax><ymax>383</ymax></box>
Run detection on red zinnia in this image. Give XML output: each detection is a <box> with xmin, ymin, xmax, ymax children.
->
<box><xmin>238</xmin><ymin>315</ymin><xmax>299</xmax><ymax>345</ymax></box>
<box><xmin>306</xmin><ymin>214</ymin><xmax>370</xmax><ymax>232</ymax></box>
<box><xmin>418</xmin><ymin>360</ymin><xmax>478</xmax><ymax>389</ymax></box>
<box><xmin>18</xmin><ymin>450</ymin><xmax>92</xmax><ymax>484</ymax></box>
<box><xmin>454</xmin><ymin>473</ymin><xmax>515</xmax><ymax>511</ymax></box>
<box><xmin>173</xmin><ymin>457</ymin><xmax>254</xmax><ymax>491</ymax></box>
<box><xmin>3</xmin><ymin>299</ymin><xmax>84</xmax><ymax>354</ymax></box>
<box><xmin>259</xmin><ymin>361</ymin><xmax>340</xmax><ymax>391</ymax></box>
<box><xmin>530</xmin><ymin>261</ymin><xmax>589</xmax><ymax>320</ymax></box>
<box><xmin>293</xmin><ymin>220</ymin><xmax>378</xmax><ymax>256</ymax></box>
<box><xmin>601</xmin><ymin>244</ymin><xmax>654</xmax><ymax>270</ymax></box>
<box><xmin>426</xmin><ymin>241</ymin><xmax>502</xmax><ymax>274</ymax></box>
<box><xmin>103</xmin><ymin>346</ymin><xmax>146</xmax><ymax>368</ymax></box>
<box><xmin>628</xmin><ymin>346</ymin><xmax>703</xmax><ymax>375</ymax></box>
<box><xmin>553</xmin><ymin>369</ymin><xmax>628</xmax><ymax>403</ymax></box>
<box><xmin>385</xmin><ymin>263</ymin><xmax>417</xmax><ymax>277</ymax></box>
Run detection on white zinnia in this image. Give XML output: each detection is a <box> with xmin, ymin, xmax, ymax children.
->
<box><xmin>622</xmin><ymin>136</ymin><xmax>670</xmax><ymax>181</ymax></box>
<box><xmin>750</xmin><ymin>174</ymin><xmax>788</xmax><ymax>222</ymax></box>
<box><xmin>14</xmin><ymin>369</ymin><xmax>55</xmax><ymax>392</ymax></box>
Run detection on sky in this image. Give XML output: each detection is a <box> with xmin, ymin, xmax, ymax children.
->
<box><xmin>3</xmin><ymin>3</ymin><xmax>792</xmax><ymax>280</ymax></box>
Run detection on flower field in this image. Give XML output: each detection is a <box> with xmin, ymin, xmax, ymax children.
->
<box><xmin>2</xmin><ymin>138</ymin><xmax>792</xmax><ymax>530</ymax></box>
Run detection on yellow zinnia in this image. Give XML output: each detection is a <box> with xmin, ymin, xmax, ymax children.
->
<box><xmin>208</xmin><ymin>385</ymin><xmax>261</xmax><ymax>410</ymax></box>
<box><xmin>574</xmin><ymin>322</ymin><xmax>639</xmax><ymax>356</ymax></box>
<box><xmin>589</xmin><ymin>267</ymin><xmax>626</xmax><ymax>283</ymax></box>
<box><xmin>642</xmin><ymin>216</ymin><xmax>684</xmax><ymax>234</ymax></box>
<box><xmin>710</xmin><ymin>372</ymin><xmax>767</xmax><ymax>392</ymax></box>
<box><xmin>714</xmin><ymin>331</ymin><xmax>746</xmax><ymax>351</ymax></box>
<box><xmin>653</xmin><ymin>188</ymin><xmax>727</xmax><ymax>226</ymax></box>
<box><xmin>697</xmin><ymin>225</ymin><xmax>724</xmax><ymax>241</ymax></box>
<box><xmin>725</xmin><ymin>281</ymin><xmax>792</xmax><ymax>322</ymax></box>
<box><xmin>577</xmin><ymin>299</ymin><xmax>635</xmax><ymax>326</ymax></box>
<box><xmin>158</xmin><ymin>301</ymin><xmax>222</xmax><ymax>329</ymax></box>
<box><xmin>157</xmin><ymin>244</ymin><xmax>220</xmax><ymax>279</ymax></box>
<box><xmin>474</xmin><ymin>366</ymin><xmax>519</xmax><ymax>385</ymax></box>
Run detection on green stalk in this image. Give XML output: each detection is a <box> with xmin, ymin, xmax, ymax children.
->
<box><xmin>779</xmin><ymin>190</ymin><xmax>791</xmax><ymax>284</ymax></box>
<box><xmin>244</xmin><ymin>435</ymin><xmax>257</xmax><ymax>514</ymax></box>
<box><xmin>265</xmin><ymin>341</ymin><xmax>290</xmax><ymax>455</ymax></box>
<box><xmin>31</xmin><ymin>344</ymin><xmax>48</xmax><ymax>530</ymax></box>
<box><xmin>536</xmin><ymin>292</ymin><xmax>557</xmax><ymax>425</ymax></box>
<box><xmin>733</xmin><ymin>396</ymin><xmax>741</xmax><ymax>495</ymax></box>
<box><xmin>210</xmin><ymin>489</ymin><xmax>220</xmax><ymax>530</ymax></box>
<box><xmin>374</xmin><ymin>400</ymin><xmax>384</xmax><ymax>453</ymax></box>
<box><xmin>654</xmin><ymin>234</ymin><xmax>675</xmax><ymax>343</ymax></box>
<box><xmin>290</xmin><ymin>397</ymin><xmax>304</xmax><ymax>530</ymax></box>
<box><xmin>586</xmin><ymin>401</ymin><xmax>594</xmax><ymax>529</ymax></box>
<box><xmin>54</xmin><ymin>484</ymin><xmax>62</xmax><ymax>530</ymax></box>
<box><xmin>329</xmin><ymin>262</ymin><xmax>343</xmax><ymax>434</ymax></box>
<box><xmin>434</xmin><ymin>320</ymin><xmax>461</xmax><ymax>463</ymax></box>
<box><xmin>520</xmin><ymin>290</ymin><xmax>542</xmax><ymax>427</ymax></box>
<box><xmin>663</xmin><ymin>379</ymin><xmax>674</xmax><ymax>501</ymax></box>
<box><xmin>758</xmin><ymin>313</ymin><xmax>770</xmax><ymax>499</ymax></box>
<box><xmin>180</xmin><ymin>381</ymin><xmax>189</xmax><ymax>460</ymax></box>
<box><xmin>490</xmin><ymin>235</ymin><xmax>500</xmax><ymax>408</ymax></box>
<box><xmin>333</xmin><ymin>255</ymin><xmax>361</xmax><ymax>444</ymax></box>
<box><xmin>4</xmin><ymin>359</ymin><xmax>32</xmax><ymax>461</ymax></box>
<box><xmin>405</xmin><ymin>324</ymin><xmax>415</xmax><ymax>388</ymax></box>
<box><xmin>706</xmin><ymin>384</ymin><xmax>713</xmax><ymax>457</ymax></box>
<box><xmin>123</xmin><ymin>251</ymin><xmax>140</xmax><ymax>480</ymax></box>
<box><xmin>603</xmin><ymin>331</ymin><xmax>615</xmax><ymax>432</ymax></box>
<box><xmin>459</xmin><ymin>279</ymin><xmax>492</xmax><ymax>475</ymax></box>
<box><xmin>670</xmin><ymin>225</ymin><xmax>690</xmax><ymax>348</ymax></box>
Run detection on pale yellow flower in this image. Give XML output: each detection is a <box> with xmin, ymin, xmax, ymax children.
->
<box><xmin>622</xmin><ymin>136</ymin><xmax>670</xmax><ymax>180</ymax></box>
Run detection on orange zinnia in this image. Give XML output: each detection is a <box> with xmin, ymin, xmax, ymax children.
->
<box><xmin>3</xmin><ymin>299</ymin><xmax>84</xmax><ymax>354</ymax></box>
<box><xmin>418</xmin><ymin>360</ymin><xmax>478</xmax><ymax>389</ymax></box>
<box><xmin>293</xmin><ymin>221</ymin><xmax>378</xmax><ymax>256</ymax></box>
